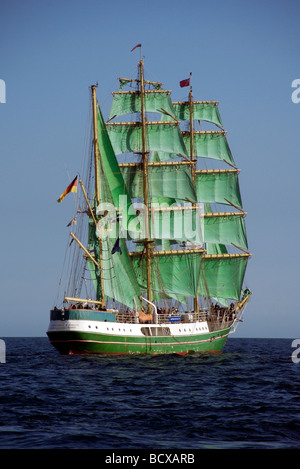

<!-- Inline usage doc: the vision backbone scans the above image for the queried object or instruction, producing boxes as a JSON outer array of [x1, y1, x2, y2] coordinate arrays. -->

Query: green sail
[[202, 204, 228, 306], [87, 220, 103, 302], [172, 101, 223, 127], [151, 209, 247, 249], [183, 131, 235, 166], [204, 214, 248, 250], [206, 243, 227, 255], [106, 122, 188, 157], [92, 77, 249, 310], [198, 255, 248, 301], [87, 234, 142, 310], [204, 201, 227, 258], [97, 104, 134, 228], [151, 207, 204, 245], [109, 90, 175, 119], [85, 104, 143, 308], [87, 210, 142, 310], [132, 251, 202, 302], [196, 170, 242, 208], [120, 164, 196, 203]]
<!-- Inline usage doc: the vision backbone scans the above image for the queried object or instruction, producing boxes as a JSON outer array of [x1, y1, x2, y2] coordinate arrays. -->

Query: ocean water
[[0, 337, 299, 450]]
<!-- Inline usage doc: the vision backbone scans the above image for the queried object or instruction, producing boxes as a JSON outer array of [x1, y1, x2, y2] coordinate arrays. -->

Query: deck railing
[[115, 311, 225, 325]]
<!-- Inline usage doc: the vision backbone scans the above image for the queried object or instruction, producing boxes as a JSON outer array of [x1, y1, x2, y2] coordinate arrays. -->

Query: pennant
[[57, 176, 78, 203], [66, 217, 77, 227], [111, 237, 122, 255], [131, 43, 141, 52], [180, 78, 190, 88]]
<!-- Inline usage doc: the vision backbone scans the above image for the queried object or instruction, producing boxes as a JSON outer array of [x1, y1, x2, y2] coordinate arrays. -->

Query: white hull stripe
[[50, 332, 229, 346]]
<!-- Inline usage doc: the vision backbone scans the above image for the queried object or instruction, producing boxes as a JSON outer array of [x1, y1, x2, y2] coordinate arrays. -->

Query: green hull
[[47, 327, 230, 355]]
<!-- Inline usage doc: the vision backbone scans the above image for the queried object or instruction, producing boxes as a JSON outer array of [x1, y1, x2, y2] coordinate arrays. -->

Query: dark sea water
[[0, 337, 299, 451]]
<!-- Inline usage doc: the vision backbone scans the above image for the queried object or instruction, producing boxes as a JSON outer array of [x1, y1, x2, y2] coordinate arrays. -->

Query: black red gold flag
[[57, 176, 78, 203]]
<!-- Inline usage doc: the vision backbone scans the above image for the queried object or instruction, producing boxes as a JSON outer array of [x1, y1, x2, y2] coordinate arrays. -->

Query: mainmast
[[139, 59, 152, 306], [188, 74, 199, 313], [91, 84, 105, 308]]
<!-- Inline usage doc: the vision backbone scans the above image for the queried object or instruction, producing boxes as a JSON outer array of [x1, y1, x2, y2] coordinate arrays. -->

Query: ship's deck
[[50, 307, 235, 332]]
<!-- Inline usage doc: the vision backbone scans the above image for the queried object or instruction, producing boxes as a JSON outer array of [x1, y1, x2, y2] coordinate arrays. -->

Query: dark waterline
[[0, 337, 299, 449]]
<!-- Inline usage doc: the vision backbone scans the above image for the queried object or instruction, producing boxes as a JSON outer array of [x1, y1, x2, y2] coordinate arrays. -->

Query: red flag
[[180, 78, 190, 88], [57, 176, 78, 203], [131, 43, 141, 52]]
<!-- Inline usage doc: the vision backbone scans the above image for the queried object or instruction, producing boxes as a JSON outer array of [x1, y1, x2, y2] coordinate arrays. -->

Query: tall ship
[[47, 51, 252, 355]]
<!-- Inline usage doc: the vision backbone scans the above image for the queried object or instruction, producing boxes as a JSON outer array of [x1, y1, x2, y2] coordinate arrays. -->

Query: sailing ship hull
[[47, 309, 231, 355]]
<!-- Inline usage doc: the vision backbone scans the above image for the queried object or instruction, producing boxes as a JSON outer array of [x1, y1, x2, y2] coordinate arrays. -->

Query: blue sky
[[1, 0, 299, 337]]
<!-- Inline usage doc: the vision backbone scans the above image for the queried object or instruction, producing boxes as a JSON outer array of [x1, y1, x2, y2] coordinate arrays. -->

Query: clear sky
[[1, 0, 299, 338]]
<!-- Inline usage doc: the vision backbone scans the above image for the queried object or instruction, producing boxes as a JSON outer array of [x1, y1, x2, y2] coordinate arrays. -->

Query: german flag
[[57, 176, 78, 203]]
